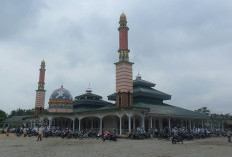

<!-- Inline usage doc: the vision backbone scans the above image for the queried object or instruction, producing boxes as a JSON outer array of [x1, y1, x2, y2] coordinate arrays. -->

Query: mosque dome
[[50, 85, 73, 100]]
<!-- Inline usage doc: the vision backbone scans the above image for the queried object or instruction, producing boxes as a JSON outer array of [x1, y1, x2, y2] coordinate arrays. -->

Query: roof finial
[[61, 81, 63, 88], [136, 72, 142, 79], [86, 82, 92, 93], [41, 59, 45, 65]]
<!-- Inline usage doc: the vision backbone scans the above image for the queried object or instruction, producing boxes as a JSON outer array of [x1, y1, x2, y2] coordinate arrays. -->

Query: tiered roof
[[73, 88, 113, 112]]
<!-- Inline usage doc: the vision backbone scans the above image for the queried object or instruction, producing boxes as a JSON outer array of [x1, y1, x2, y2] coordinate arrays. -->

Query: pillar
[[73, 119, 75, 132], [150, 117, 153, 129], [49, 119, 52, 129], [119, 116, 122, 135], [189, 120, 192, 130], [168, 117, 171, 129], [202, 120, 204, 128], [100, 117, 102, 132], [128, 116, 131, 132], [142, 117, 145, 129], [79, 118, 81, 131]]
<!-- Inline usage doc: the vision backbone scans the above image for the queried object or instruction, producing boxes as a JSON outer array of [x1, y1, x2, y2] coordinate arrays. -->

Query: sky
[[0, 0, 232, 114]]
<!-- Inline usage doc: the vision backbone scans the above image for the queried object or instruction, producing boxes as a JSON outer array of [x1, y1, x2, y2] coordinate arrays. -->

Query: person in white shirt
[[37, 126, 43, 141], [227, 129, 231, 143]]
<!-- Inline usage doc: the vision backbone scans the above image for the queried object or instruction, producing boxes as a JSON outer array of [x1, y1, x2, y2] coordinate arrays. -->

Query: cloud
[[0, 0, 232, 114]]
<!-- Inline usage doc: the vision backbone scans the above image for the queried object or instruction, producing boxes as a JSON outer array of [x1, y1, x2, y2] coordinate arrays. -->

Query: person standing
[[6, 127, 10, 137], [37, 126, 43, 141], [227, 129, 231, 143]]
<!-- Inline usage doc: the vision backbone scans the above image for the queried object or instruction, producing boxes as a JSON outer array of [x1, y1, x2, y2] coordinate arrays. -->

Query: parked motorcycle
[[103, 131, 117, 142], [171, 135, 183, 144]]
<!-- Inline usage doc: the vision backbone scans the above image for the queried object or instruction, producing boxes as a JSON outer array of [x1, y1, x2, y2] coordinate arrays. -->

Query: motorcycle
[[171, 135, 183, 144], [96, 131, 102, 140], [103, 131, 117, 142]]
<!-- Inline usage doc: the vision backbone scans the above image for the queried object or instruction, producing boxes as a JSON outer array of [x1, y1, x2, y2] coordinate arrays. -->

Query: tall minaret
[[115, 13, 133, 108], [35, 60, 46, 116]]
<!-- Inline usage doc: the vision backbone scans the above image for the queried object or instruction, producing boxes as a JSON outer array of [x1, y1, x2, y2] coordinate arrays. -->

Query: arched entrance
[[102, 115, 119, 133], [53, 117, 73, 129]]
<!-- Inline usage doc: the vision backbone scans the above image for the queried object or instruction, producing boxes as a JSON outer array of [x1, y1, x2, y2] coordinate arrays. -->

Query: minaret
[[35, 60, 46, 116], [115, 13, 133, 108]]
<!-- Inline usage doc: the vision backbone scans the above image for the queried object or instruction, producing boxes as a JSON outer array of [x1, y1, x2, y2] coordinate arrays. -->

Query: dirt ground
[[0, 134, 231, 157]]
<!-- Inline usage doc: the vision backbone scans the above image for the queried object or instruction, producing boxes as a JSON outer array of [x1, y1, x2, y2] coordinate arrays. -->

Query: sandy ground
[[0, 134, 231, 157]]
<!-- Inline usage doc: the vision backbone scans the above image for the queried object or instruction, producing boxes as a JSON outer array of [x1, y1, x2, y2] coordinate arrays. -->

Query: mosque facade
[[30, 13, 214, 134]]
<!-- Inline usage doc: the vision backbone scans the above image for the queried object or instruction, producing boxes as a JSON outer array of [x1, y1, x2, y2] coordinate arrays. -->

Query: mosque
[[14, 13, 212, 134]]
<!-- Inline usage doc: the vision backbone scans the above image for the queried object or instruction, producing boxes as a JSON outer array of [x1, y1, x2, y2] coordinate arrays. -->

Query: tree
[[0, 109, 7, 122], [195, 107, 210, 116], [8, 108, 35, 117]]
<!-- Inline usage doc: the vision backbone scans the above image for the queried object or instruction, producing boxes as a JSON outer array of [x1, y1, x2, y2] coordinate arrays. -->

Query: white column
[[150, 117, 153, 129], [48, 119, 52, 129], [79, 118, 81, 131], [218, 122, 220, 129], [73, 119, 75, 132], [202, 120, 204, 128], [189, 120, 192, 130], [142, 117, 145, 129], [100, 117, 102, 132], [168, 117, 171, 128], [133, 117, 136, 130], [128, 116, 131, 132], [119, 116, 122, 135]]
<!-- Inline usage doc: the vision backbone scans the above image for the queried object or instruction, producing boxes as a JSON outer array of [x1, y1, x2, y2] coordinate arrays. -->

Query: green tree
[[9, 108, 35, 117], [0, 109, 7, 122], [195, 107, 210, 116]]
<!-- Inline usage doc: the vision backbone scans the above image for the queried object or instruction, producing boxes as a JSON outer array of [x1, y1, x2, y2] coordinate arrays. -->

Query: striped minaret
[[115, 13, 133, 108], [35, 60, 46, 116]]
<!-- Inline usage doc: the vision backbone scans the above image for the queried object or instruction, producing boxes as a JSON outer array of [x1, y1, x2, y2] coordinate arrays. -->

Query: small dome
[[120, 13, 126, 19], [41, 60, 45, 65], [50, 85, 72, 100]]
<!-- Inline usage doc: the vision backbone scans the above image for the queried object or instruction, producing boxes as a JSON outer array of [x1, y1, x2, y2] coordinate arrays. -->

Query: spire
[[136, 72, 142, 80], [38, 60, 46, 90], [118, 13, 130, 62], [41, 59, 45, 65], [119, 12, 128, 30], [86, 83, 92, 93]]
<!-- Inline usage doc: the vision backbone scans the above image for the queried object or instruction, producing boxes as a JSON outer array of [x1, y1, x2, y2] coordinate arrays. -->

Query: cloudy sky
[[0, 0, 232, 114]]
